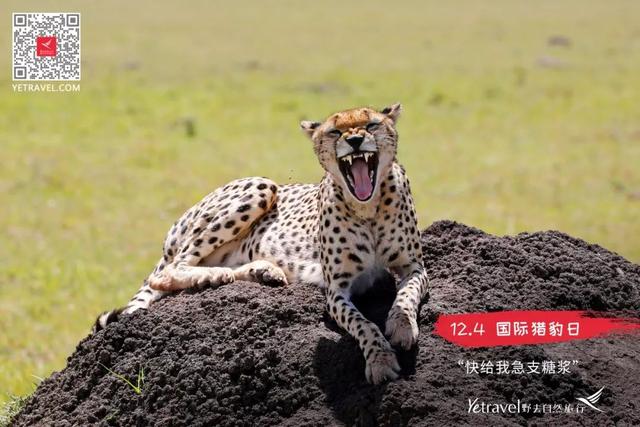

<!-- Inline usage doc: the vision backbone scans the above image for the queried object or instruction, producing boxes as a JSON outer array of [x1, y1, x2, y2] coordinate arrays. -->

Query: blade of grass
[[99, 363, 143, 394]]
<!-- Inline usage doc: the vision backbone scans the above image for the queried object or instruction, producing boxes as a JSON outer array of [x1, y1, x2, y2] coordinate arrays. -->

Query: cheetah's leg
[[327, 286, 400, 384], [325, 265, 401, 385], [156, 258, 290, 290], [385, 262, 429, 349], [149, 178, 280, 292]]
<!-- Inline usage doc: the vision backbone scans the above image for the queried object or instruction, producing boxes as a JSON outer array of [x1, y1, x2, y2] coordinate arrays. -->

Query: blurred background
[[0, 0, 638, 405]]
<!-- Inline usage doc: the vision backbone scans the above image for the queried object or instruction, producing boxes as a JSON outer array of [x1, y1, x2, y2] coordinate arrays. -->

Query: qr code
[[12, 13, 81, 81]]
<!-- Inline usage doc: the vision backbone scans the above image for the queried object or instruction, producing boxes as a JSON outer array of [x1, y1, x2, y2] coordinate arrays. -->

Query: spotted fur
[[94, 103, 429, 384]]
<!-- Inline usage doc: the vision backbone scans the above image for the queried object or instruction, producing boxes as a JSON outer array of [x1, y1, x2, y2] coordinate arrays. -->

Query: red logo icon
[[36, 36, 57, 56]]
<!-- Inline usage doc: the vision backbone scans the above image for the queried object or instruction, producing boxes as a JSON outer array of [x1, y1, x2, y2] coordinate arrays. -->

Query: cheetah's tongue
[[351, 158, 373, 201]]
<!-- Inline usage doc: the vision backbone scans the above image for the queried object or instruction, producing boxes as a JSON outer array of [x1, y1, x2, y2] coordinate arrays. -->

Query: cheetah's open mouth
[[338, 151, 378, 201]]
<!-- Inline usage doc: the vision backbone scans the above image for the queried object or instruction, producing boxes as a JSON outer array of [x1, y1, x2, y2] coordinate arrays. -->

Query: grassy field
[[1, 0, 639, 405]]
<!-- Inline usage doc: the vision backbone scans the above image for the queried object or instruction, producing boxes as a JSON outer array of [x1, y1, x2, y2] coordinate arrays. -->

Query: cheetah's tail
[[91, 275, 167, 334], [92, 306, 125, 333]]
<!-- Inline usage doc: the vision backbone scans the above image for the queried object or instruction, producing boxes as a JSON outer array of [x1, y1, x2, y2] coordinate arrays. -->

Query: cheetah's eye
[[327, 129, 342, 138], [366, 122, 380, 133]]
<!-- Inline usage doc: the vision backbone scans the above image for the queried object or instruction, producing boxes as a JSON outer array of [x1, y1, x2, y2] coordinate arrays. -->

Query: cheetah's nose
[[345, 134, 364, 150]]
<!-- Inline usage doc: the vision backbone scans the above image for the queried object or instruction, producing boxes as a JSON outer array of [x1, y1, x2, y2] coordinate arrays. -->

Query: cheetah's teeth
[[341, 152, 377, 167]]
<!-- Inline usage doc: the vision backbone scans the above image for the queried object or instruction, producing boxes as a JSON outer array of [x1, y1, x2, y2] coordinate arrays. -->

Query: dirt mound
[[12, 221, 640, 426]]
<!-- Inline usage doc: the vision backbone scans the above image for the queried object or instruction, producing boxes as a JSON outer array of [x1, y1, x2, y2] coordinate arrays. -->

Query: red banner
[[433, 310, 640, 348]]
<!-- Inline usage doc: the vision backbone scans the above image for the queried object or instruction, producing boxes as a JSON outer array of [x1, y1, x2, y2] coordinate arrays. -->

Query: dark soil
[[12, 221, 640, 426]]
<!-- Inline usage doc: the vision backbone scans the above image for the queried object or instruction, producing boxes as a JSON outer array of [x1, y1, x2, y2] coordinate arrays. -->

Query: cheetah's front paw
[[365, 347, 401, 385], [385, 309, 419, 350], [252, 265, 288, 287]]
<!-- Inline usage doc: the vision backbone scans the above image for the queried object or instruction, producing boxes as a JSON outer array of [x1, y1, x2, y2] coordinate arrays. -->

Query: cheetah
[[94, 103, 429, 384]]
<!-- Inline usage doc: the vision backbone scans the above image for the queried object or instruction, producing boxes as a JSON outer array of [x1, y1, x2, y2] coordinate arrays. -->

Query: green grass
[[100, 364, 144, 395], [0, 394, 29, 427], [0, 0, 639, 405]]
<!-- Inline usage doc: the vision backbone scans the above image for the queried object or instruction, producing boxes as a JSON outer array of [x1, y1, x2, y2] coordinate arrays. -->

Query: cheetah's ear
[[380, 103, 402, 123], [300, 120, 321, 138]]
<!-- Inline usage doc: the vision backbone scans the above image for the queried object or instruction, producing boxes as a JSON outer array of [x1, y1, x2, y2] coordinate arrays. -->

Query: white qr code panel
[[12, 13, 81, 81]]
